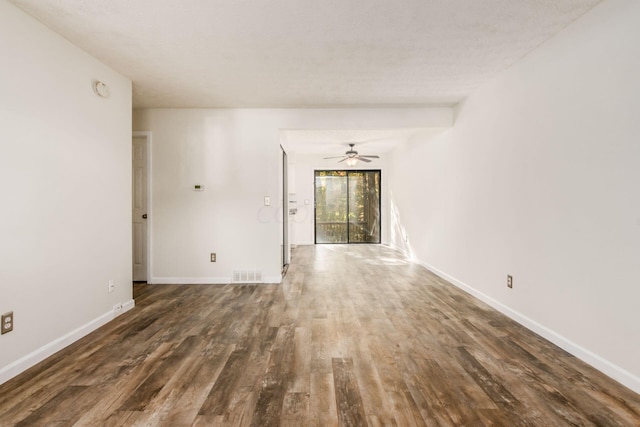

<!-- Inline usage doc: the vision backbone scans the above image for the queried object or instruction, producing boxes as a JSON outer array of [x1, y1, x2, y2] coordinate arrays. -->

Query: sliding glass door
[[314, 170, 381, 244]]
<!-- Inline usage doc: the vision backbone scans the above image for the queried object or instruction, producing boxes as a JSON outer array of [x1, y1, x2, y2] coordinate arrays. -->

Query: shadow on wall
[[390, 194, 415, 260]]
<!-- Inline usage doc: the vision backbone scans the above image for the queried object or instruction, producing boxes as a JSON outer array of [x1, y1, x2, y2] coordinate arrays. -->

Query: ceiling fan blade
[[358, 155, 380, 159], [337, 157, 347, 163], [357, 157, 372, 163], [323, 156, 346, 159]]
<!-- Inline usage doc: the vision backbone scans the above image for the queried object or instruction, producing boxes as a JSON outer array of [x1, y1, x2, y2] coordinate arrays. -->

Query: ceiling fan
[[323, 143, 380, 166]]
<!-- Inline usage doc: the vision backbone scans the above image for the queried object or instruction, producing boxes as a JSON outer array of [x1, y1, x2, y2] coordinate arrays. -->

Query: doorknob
[[142, 214, 148, 219]]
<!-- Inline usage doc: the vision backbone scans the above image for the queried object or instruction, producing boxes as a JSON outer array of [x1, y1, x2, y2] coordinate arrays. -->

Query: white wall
[[0, 2, 132, 383], [387, 0, 640, 392], [133, 108, 451, 283]]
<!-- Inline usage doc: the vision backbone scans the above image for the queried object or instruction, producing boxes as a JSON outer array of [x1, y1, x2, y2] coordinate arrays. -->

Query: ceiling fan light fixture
[[323, 142, 378, 166]]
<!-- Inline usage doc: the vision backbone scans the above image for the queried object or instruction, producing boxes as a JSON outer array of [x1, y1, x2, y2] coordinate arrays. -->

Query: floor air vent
[[232, 270, 263, 283]]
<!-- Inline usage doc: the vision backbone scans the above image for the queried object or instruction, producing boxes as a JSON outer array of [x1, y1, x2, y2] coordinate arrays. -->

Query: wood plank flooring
[[1, 245, 639, 426]]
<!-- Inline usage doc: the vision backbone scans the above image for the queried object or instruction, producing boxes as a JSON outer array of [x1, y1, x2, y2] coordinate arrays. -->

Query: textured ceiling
[[282, 128, 449, 156], [10, 0, 601, 109]]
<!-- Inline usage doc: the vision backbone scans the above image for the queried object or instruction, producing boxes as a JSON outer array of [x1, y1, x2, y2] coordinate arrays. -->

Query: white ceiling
[[10, 0, 601, 109], [282, 128, 441, 156]]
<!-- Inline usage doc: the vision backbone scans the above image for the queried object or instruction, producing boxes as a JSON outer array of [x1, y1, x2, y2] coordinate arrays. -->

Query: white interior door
[[132, 135, 148, 281]]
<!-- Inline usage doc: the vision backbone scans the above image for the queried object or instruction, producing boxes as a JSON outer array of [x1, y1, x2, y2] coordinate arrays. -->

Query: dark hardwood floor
[[1, 245, 639, 426]]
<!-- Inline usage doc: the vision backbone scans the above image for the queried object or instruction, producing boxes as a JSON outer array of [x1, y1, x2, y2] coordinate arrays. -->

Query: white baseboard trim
[[0, 299, 135, 386], [264, 275, 283, 284], [150, 276, 231, 284], [150, 276, 282, 284], [122, 299, 135, 312], [416, 260, 640, 394]]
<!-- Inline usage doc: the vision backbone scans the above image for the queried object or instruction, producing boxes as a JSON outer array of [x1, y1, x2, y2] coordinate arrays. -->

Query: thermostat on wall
[[194, 184, 204, 191]]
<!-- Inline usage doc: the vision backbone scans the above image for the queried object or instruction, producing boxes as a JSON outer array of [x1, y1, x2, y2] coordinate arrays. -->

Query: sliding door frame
[[314, 169, 381, 244]]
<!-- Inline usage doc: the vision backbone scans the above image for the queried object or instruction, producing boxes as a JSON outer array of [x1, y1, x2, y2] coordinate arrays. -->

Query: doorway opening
[[132, 132, 151, 282], [314, 170, 381, 244], [281, 146, 290, 274]]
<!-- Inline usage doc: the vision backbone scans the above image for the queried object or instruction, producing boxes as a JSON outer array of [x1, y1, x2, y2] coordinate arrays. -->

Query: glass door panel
[[315, 171, 348, 243], [348, 171, 380, 243], [315, 170, 380, 244]]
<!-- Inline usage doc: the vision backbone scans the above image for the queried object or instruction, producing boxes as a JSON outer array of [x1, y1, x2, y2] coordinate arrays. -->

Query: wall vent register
[[233, 270, 263, 283]]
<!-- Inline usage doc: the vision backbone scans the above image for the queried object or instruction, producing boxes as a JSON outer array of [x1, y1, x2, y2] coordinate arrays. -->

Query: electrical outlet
[[507, 275, 513, 289], [210, 253, 216, 262], [108, 280, 115, 293], [1, 312, 14, 334], [113, 303, 123, 316]]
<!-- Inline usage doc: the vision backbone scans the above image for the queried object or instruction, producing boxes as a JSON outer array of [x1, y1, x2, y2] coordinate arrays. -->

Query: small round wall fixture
[[93, 80, 110, 98]]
